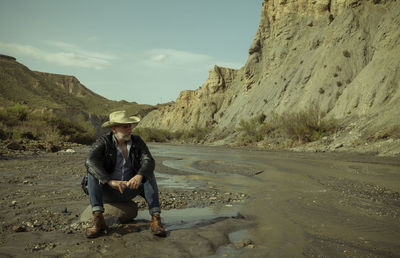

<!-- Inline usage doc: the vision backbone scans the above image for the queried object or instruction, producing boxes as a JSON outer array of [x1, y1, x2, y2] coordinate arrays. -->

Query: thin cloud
[[86, 36, 98, 41], [0, 41, 114, 70], [45, 40, 115, 61], [151, 54, 167, 62], [145, 48, 212, 68], [144, 48, 243, 70]]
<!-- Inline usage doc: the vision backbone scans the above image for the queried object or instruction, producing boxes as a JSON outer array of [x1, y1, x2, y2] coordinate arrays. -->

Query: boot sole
[[85, 228, 107, 238], [151, 229, 167, 237]]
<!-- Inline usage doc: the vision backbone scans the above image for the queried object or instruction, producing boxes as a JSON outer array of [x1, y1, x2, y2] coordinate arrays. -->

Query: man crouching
[[84, 110, 166, 238]]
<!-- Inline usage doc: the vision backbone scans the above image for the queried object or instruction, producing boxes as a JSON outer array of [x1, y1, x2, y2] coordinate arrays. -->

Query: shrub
[[343, 50, 351, 58], [237, 114, 266, 143], [0, 127, 8, 140], [12, 104, 29, 121], [236, 105, 338, 147], [363, 125, 400, 141], [69, 132, 97, 145], [0, 104, 30, 126], [133, 127, 172, 142], [180, 126, 212, 142], [0, 107, 97, 145], [41, 113, 96, 144], [133, 125, 213, 143], [280, 105, 337, 143], [40, 126, 63, 144], [11, 127, 25, 140]]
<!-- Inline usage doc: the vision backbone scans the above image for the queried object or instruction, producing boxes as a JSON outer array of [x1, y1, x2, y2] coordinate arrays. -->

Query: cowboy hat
[[101, 110, 141, 128]]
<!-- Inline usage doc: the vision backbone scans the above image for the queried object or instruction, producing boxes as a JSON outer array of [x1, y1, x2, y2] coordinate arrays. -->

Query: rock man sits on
[[83, 110, 166, 238]]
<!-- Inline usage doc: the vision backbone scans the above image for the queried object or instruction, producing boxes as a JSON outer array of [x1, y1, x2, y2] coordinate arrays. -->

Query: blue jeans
[[87, 172, 161, 215]]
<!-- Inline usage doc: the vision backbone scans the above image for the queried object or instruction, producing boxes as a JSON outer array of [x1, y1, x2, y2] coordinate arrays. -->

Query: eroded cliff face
[[141, 65, 238, 130], [34, 72, 100, 98], [139, 0, 400, 153]]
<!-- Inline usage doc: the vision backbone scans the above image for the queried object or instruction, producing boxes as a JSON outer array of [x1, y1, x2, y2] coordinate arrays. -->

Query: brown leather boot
[[86, 212, 107, 238], [150, 214, 166, 236]]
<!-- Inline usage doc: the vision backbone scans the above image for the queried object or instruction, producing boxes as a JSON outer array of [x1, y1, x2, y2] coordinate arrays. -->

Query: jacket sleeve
[[135, 136, 155, 179], [85, 137, 110, 184]]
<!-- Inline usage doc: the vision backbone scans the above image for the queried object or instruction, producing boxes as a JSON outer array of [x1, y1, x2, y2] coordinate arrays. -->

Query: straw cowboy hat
[[101, 111, 141, 128]]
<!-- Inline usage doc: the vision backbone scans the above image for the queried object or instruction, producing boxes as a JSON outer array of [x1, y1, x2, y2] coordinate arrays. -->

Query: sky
[[0, 0, 263, 105]]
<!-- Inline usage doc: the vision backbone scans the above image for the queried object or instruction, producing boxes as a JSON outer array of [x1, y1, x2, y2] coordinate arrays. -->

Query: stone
[[12, 225, 26, 232], [45, 143, 60, 153], [235, 239, 253, 248], [21, 132, 35, 140], [58, 149, 76, 154], [80, 201, 138, 224], [7, 142, 23, 150], [334, 143, 344, 149]]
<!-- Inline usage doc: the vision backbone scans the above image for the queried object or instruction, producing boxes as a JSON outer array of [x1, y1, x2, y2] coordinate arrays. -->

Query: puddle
[[158, 159, 259, 193], [136, 206, 240, 231], [155, 172, 196, 189], [162, 159, 212, 175]]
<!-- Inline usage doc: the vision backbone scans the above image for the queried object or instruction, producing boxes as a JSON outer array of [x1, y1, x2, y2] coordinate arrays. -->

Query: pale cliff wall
[[226, 0, 400, 130], [139, 0, 400, 152], [141, 65, 238, 130]]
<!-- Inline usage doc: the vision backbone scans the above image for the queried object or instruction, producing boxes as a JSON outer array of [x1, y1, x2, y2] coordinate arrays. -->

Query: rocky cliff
[[139, 0, 400, 155], [141, 65, 238, 130]]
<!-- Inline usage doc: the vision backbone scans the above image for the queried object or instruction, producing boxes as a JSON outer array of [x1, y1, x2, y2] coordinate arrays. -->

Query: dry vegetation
[[133, 125, 213, 143], [133, 105, 340, 149], [235, 105, 339, 148], [0, 104, 96, 146]]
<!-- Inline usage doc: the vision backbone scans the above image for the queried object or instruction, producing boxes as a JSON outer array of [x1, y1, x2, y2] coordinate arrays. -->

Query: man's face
[[112, 124, 132, 142]]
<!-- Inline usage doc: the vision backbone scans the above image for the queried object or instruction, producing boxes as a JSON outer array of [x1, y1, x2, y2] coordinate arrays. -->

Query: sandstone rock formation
[[139, 0, 400, 155], [141, 65, 238, 130], [35, 72, 98, 98]]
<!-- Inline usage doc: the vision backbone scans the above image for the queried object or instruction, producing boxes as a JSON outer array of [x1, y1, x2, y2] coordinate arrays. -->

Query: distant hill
[[0, 54, 156, 142], [0, 53, 154, 114]]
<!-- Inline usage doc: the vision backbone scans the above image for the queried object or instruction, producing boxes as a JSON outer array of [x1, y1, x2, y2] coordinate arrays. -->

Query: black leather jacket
[[85, 132, 155, 184]]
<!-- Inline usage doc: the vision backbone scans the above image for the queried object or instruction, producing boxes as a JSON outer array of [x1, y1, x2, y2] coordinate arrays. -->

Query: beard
[[114, 131, 131, 142]]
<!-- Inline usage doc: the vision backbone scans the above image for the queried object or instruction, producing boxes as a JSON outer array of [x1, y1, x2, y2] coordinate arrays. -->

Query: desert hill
[[139, 0, 400, 156], [0, 54, 153, 116], [0, 54, 155, 143]]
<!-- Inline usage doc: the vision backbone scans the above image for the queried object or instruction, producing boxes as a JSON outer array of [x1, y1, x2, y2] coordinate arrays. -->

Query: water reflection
[[136, 206, 240, 231], [155, 172, 196, 189]]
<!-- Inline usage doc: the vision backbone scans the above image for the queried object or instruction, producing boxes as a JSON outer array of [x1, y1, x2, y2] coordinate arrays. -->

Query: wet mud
[[0, 143, 399, 257]]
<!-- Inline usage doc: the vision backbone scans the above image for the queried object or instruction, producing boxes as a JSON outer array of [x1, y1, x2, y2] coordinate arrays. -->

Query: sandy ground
[[0, 143, 399, 257]]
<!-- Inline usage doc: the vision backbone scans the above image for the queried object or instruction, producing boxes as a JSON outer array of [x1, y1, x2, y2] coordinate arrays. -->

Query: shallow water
[[155, 172, 196, 189], [152, 144, 261, 193], [149, 143, 400, 257], [136, 206, 240, 231], [1, 143, 399, 257]]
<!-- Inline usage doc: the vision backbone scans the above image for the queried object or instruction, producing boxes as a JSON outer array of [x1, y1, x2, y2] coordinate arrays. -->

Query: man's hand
[[127, 174, 143, 190], [108, 180, 128, 194]]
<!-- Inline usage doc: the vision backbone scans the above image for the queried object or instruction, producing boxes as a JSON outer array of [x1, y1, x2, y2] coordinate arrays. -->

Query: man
[[84, 110, 166, 238]]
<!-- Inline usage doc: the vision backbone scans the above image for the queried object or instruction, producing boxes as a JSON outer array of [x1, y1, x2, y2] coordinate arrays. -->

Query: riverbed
[[0, 143, 399, 257]]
